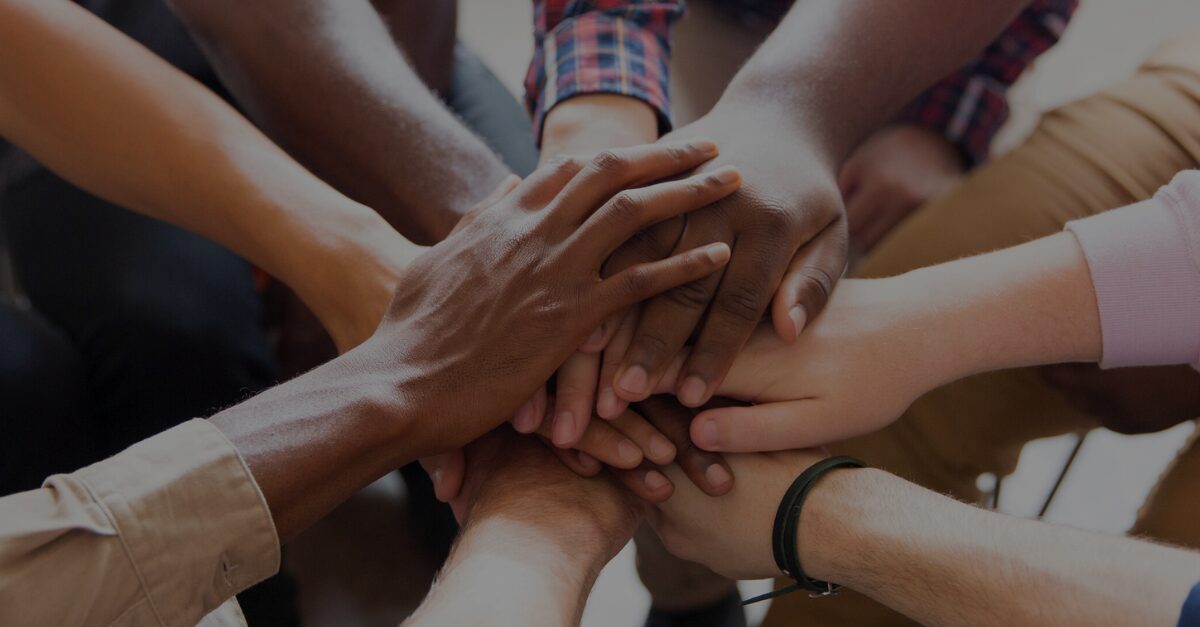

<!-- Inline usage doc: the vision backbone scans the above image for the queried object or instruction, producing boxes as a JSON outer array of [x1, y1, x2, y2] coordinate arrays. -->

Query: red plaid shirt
[[526, 0, 1078, 166]]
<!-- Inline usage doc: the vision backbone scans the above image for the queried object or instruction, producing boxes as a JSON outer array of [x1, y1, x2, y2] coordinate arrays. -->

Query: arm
[[0, 142, 735, 625], [683, 172, 1200, 452], [646, 451, 1200, 627], [649, 451, 1200, 627], [407, 430, 638, 627], [527, 0, 682, 153], [0, 0, 418, 351], [607, 0, 1034, 415], [165, 0, 510, 244]]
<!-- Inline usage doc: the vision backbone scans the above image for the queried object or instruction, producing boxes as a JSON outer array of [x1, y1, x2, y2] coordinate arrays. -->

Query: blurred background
[[275, 0, 1200, 624]]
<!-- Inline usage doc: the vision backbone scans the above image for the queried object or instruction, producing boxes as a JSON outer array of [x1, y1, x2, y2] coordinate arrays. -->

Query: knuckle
[[797, 267, 836, 305], [607, 191, 643, 222], [666, 144, 689, 161], [547, 155, 584, 178], [664, 278, 714, 311], [591, 150, 628, 176], [620, 268, 653, 297], [756, 202, 801, 232], [715, 284, 766, 324], [631, 331, 673, 361]]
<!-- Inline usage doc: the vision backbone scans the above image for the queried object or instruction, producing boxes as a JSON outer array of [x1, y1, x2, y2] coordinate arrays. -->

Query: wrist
[[795, 467, 897, 584], [541, 95, 659, 161]]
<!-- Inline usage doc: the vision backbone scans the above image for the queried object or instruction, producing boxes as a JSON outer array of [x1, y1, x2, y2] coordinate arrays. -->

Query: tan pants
[[761, 35, 1200, 627]]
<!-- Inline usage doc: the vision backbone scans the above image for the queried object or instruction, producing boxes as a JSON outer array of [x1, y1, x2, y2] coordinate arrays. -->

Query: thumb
[[689, 401, 847, 453], [420, 449, 466, 503], [771, 219, 848, 342]]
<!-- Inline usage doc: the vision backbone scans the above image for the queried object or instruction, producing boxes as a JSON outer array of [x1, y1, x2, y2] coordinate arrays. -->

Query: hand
[[654, 277, 950, 452], [839, 125, 964, 253], [645, 448, 826, 580], [448, 428, 640, 564], [354, 141, 741, 458], [606, 101, 849, 411], [1040, 364, 1200, 435]]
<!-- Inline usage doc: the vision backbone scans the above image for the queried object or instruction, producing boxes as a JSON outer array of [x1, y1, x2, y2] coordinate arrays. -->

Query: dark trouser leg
[[1, 169, 293, 626], [0, 302, 94, 495]]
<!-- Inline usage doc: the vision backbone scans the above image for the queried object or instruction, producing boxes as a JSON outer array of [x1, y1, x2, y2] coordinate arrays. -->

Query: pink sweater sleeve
[[1065, 171, 1200, 371]]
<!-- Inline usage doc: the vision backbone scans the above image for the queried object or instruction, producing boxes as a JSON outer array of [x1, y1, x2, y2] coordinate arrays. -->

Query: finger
[[600, 242, 731, 317], [598, 308, 639, 419], [453, 175, 522, 236], [549, 443, 604, 478], [541, 412, 644, 469], [855, 193, 910, 253], [574, 166, 742, 260], [611, 269, 722, 403], [637, 397, 734, 496], [512, 385, 549, 434], [552, 351, 601, 448], [690, 400, 851, 452], [674, 231, 796, 408], [844, 179, 888, 239], [550, 139, 720, 223], [420, 449, 466, 502], [611, 462, 676, 503], [609, 409, 677, 465], [513, 155, 586, 209], [770, 218, 848, 343], [579, 318, 615, 353]]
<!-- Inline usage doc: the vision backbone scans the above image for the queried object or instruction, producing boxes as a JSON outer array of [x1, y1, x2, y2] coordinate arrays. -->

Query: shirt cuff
[[1066, 197, 1200, 371], [526, 13, 673, 144], [74, 419, 280, 627], [898, 74, 1008, 168]]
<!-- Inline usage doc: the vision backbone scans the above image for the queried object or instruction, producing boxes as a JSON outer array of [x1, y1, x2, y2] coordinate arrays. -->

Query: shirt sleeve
[[898, 0, 1079, 166], [0, 419, 280, 627], [1065, 170, 1200, 372], [525, 0, 684, 143]]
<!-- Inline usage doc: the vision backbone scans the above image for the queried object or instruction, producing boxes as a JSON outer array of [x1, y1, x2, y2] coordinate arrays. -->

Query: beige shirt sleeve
[[0, 418, 280, 627]]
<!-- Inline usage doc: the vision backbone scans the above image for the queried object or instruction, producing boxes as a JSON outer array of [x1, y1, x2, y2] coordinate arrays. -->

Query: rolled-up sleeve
[[0, 418, 280, 627], [1065, 171, 1200, 371], [525, 0, 684, 143], [898, 0, 1079, 166]]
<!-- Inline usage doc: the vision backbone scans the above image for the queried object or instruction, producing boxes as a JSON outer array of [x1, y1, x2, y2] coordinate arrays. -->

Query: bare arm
[[648, 452, 1200, 627], [0, 0, 417, 351], [678, 231, 1102, 452], [164, 0, 510, 244]]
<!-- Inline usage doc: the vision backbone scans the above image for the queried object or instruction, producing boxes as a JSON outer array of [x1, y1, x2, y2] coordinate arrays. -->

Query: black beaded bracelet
[[742, 456, 868, 606]]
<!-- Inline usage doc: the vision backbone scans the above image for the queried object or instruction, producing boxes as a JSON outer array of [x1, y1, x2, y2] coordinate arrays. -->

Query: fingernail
[[552, 411, 575, 447], [585, 326, 606, 348], [648, 435, 676, 464], [678, 376, 708, 407], [597, 388, 620, 418], [691, 138, 718, 154], [696, 418, 720, 449], [616, 365, 648, 398], [705, 464, 733, 489], [711, 166, 740, 185], [513, 404, 536, 433], [789, 305, 807, 338], [702, 243, 731, 264], [429, 469, 445, 500], [644, 470, 671, 492], [617, 438, 642, 466]]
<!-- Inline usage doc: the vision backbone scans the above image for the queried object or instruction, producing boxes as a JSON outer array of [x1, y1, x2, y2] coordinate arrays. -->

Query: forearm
[[0, 0, 415, 347], [723, 0, 1029, 163], [803, 469, 1200, 627], [208, 346, 421, 544], [166, 0, 510, 243], [897, 232, 1102, 385], [405, 516, 606, 627]]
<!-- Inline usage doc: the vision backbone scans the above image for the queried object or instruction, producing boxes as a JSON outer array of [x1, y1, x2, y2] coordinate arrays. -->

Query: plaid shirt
[[526, 0, 1078, 166]]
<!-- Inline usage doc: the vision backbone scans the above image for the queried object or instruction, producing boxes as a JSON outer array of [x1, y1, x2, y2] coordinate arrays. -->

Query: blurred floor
[[289, 1, 1200, 625]]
